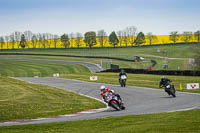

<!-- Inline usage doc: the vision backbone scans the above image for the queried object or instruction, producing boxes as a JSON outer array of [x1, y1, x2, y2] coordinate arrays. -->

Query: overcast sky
[[0, 0, 199, 36]]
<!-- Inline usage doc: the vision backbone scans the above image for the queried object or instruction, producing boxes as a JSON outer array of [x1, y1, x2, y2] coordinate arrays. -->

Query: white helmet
[[100, 85, 106, 91]]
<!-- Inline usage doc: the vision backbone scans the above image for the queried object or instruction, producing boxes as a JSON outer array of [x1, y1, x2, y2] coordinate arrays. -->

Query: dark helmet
[[161, 76, 165, 81], [121, 69, 125, 73]]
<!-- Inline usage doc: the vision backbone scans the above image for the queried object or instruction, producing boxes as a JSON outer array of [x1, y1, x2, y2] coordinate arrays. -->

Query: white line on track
[[167, 106, 199, 113]]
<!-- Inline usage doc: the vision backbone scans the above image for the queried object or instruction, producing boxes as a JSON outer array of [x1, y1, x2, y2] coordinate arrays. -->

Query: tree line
[[0, 27, 200, 49]]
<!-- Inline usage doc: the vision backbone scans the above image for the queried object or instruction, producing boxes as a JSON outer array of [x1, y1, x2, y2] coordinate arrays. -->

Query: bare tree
[[38, 34, 43, 48], [10, 34, 15, 49], [122, 30, 128, 47], [53, 35, 59, 48], [0, 36, 5, 49], [69, 33, 74, 48], [97, 29, 107, 48], [181, 31, 193, 43], [126, 26, 137, 46], [24, 31, 33, 48], [24, 31, 33, 41], [40, 34, 46, 48], [75, 32, 82, 48], [43, 34, 49, 48], [45, 33, 53, 48], [146, 32, 158, 45], [117, 30, 123, 47], [194, 30, 200, 42], [169, 31, 180, 44], [14, 31, 21, 48], [31, 34, 38, 48], [5, 36, 9, 49]]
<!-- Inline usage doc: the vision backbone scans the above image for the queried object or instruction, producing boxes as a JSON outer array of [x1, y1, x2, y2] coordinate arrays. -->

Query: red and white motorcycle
[[103, 92, 125, 111]]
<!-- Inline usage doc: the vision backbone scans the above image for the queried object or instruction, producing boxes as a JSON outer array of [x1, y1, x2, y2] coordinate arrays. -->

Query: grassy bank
[[1, 109, 199, 133], [0, 77, 105, 122], [0, 59, 90, 77], [61, 73, 200, 93], [0, 54, 191, 71]]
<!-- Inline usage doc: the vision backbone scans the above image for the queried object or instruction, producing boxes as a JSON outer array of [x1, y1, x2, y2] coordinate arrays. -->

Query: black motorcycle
[[160, 80, 176, 97], [120, 75, 127, 87]]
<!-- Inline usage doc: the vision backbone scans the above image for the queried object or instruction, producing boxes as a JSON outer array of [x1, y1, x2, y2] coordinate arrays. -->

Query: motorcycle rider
[[159, 76, 172, 94], [100, 85, 122, 102], [159, 76, 171, 88], [119, 69, 127, 82]]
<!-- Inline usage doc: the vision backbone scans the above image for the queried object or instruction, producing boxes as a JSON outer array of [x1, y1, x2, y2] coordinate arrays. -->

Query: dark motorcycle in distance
[[120, 75, 127, 87], [104, 92, 125, 111], [160, 79, 176, 97]]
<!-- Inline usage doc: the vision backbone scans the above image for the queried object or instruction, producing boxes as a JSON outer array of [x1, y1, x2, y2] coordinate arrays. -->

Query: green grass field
[[1, 43, 199, 59], [0, 59, 90, 77], [0, 109, 199, 133], [0, 77, 105, 122], [0, 54, 191, 70], [1, 43, 199, 70]]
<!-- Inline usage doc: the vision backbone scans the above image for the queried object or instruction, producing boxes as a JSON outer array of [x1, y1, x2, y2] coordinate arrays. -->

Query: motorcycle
[[120, 75, 127, 87], [103, 92, 125, 111], [160, 81, 176, 97]]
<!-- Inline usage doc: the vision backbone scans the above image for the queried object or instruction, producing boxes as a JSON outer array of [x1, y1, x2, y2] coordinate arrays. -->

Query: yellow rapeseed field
[[1, 35, 197, 49]]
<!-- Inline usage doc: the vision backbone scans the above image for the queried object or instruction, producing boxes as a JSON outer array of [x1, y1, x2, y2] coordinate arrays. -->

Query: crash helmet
[[100, 85, 106, 92]]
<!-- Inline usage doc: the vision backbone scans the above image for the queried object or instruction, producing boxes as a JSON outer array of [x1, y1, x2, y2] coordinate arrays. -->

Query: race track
[[1, 77, 200, 126]]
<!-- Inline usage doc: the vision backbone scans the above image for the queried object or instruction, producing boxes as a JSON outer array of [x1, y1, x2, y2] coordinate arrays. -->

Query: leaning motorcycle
[[103, 92, 125, 111], [120, 75, 127, 87], [165, 83, 176, 97], [160, 82, 176, 97]]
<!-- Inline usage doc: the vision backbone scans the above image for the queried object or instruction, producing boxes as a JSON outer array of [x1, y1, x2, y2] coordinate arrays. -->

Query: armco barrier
[[101, 68, 200, 76]]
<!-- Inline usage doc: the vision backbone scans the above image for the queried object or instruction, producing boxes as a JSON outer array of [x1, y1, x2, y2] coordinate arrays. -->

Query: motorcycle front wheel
[[170, 88, 176, 97], [110, 102, 120, 111]]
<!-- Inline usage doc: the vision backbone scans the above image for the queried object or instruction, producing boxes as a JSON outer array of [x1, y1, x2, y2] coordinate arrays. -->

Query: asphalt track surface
[[1, 77, 200, 127]]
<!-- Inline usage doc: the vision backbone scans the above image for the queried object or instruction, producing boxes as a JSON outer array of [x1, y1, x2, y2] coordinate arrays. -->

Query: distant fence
[[101, 68, 200, 76]]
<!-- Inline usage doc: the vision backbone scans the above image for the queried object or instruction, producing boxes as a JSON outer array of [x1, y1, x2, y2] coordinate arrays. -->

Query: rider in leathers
[[159, 76, 172, 94], [100, 85, 122, 102], [119, 69, 127, 82]]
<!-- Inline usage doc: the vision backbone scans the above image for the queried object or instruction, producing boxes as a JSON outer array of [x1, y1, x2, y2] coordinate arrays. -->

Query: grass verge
[[0, 59, 90, 77], [0, 77, 105, 122], [0, 109, 199, 133], [61, 73, 200, 93]]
